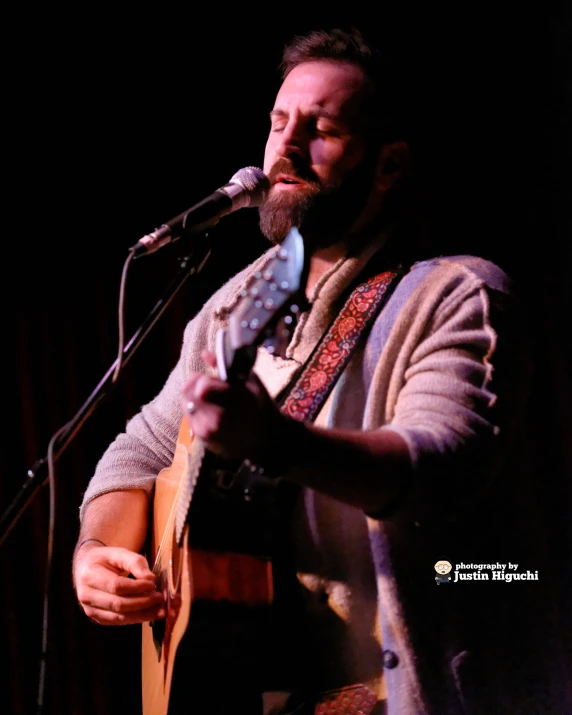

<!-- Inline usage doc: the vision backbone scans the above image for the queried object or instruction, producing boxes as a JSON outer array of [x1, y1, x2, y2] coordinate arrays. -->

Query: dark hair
[[279, 27, 407, 144]]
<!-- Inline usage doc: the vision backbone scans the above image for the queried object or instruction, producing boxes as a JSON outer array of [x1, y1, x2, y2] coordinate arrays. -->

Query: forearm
[[73, 490, 164, 625], [76, 489, 150, 554], [268, 419, 414, 516], [184, 361, 415, 516]]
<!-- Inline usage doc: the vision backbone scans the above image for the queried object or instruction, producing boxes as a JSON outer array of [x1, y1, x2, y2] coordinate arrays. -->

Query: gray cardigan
[[81, 234, 572, 714]]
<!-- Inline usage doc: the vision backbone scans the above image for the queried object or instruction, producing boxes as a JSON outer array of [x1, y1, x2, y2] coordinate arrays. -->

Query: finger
[[76, 569, 159, 607], [181, 371, 202, 395], [183, 376, 230, 415], [91, 548, 156, 582], [104, 572, 159, 597], [76, 550, 157, 599], [84, 601, 166, 626], [181, 373, 203, 414], [201, 349, 217, 369], [80, 583, 165, 614], [181, 373, 223, 404]]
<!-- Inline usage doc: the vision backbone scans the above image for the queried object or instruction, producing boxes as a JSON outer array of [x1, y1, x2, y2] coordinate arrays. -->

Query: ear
[[376, 140, 411, 191]]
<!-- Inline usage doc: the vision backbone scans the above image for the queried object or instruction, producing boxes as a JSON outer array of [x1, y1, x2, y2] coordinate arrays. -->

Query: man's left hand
[[181, 349, 287, 465]]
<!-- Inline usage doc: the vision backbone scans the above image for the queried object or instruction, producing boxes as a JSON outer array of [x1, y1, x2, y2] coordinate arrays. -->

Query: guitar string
[[151, 450, 189, 580], [151, 468, 188, 579], [151, 436, 200, 581]]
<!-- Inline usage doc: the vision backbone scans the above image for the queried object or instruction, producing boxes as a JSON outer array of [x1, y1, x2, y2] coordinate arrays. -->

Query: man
[[72, 28, 571, 715]]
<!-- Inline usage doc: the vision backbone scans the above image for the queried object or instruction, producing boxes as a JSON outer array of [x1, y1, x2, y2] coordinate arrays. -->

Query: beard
[[258, 154, 379, 249]]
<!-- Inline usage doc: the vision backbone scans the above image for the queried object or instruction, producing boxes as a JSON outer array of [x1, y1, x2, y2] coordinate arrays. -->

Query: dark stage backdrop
[[2, 8, 570, 715]]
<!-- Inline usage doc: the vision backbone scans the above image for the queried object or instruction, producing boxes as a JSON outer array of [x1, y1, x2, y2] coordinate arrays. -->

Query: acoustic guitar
[[141, 227, 305, 715]]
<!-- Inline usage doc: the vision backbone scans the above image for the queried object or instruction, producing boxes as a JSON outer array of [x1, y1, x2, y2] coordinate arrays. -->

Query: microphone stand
[[0, 240, 212, 548]]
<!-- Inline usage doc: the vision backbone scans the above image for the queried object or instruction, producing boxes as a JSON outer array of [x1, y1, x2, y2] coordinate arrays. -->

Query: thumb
[[103, 547, 155, 581], [201, 349, 218, 370]]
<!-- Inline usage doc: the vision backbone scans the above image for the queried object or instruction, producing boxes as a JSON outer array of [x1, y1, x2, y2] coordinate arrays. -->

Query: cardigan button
[[382, 649, 399, 669]]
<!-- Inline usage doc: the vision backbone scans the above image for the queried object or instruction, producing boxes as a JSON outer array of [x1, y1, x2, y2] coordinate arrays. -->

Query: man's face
[[259, 60, 379, 246]]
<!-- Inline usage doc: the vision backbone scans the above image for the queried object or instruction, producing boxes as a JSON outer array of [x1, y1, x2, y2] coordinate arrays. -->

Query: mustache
[[267, 157, 319, 185]]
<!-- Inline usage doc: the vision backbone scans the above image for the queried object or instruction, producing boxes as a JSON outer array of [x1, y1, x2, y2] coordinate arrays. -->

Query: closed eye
[[315, 123, 341, 137]]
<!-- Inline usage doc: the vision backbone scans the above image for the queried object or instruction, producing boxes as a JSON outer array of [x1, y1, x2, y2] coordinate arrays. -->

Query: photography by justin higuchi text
[[434, 560, 539, 584]]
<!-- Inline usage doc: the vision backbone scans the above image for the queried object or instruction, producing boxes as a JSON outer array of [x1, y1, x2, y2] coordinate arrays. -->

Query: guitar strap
[[276, 266, 404, 423]]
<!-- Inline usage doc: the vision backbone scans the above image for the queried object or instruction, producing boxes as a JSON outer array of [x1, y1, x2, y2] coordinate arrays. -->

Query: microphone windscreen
[[230, 166, 270, 205]]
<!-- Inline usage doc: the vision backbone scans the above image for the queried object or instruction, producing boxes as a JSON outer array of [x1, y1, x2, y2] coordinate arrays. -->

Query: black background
[[1, 6, 571, 714]]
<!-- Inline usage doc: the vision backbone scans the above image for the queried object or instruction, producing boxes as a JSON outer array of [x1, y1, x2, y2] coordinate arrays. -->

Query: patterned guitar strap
[[277, 266, 403, 425]]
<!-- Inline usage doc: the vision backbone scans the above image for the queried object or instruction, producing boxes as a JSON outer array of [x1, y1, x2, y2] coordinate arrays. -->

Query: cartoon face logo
[[435, 560, 452, 574]]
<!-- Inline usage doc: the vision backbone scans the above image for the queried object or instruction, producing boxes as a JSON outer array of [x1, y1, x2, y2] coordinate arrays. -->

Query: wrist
[[74, 537, 107, 556]]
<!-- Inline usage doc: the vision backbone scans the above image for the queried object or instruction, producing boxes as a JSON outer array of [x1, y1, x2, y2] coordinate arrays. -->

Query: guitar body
[[142, 419, 276, 715], [141, 228, 306, 714], [141, 420, 193, 715]]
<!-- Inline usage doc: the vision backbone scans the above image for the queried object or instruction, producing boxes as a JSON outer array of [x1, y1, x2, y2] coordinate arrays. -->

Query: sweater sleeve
[[78, 255, 270, 521], [381, 259, 527, 518], [78, 312, 210, 520]]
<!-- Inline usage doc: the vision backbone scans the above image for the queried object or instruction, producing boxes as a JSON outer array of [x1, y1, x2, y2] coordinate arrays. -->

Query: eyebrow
[[269, 107, 342, 122]]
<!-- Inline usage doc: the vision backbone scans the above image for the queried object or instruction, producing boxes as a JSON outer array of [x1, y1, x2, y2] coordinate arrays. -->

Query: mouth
[[273, 173, 307, 188]]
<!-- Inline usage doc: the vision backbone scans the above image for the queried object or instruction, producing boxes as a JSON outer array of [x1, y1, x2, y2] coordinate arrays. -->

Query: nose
[[274, 119, 308, 161]]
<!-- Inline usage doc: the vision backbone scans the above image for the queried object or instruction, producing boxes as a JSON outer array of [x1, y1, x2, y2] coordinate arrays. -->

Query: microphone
[[130, 166, 269, 256]]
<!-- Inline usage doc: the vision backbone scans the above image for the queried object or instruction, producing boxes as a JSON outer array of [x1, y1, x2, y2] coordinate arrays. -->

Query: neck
[[303, 217, 386, 298], [305, 239, 349, 298]]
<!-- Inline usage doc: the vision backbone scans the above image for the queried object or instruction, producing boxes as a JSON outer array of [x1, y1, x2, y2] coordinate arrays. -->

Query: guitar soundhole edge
[[168, 527, 182, 594]]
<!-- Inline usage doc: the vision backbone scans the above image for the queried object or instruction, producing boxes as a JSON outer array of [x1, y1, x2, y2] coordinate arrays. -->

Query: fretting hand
[[181, 350, 289, 468]]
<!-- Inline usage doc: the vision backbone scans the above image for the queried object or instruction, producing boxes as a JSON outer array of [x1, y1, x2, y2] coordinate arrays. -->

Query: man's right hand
[[73, 541, 165, 625]]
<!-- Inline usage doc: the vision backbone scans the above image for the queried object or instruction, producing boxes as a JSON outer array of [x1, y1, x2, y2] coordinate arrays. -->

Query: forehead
[[273, 60, 369, 120]]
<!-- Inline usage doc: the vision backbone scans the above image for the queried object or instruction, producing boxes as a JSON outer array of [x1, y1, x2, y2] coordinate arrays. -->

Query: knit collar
[[214, 222, 397, 365]]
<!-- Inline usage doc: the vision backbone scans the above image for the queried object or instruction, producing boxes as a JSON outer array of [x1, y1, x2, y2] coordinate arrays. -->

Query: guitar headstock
[[216, 226, 306, 383]]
